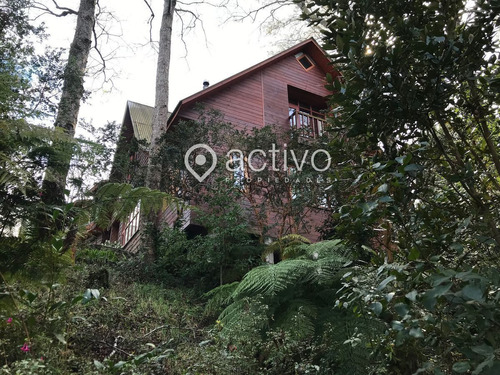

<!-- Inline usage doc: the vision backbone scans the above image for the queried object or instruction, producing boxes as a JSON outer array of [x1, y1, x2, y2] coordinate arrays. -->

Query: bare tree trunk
[[140, 0, 175, 259], [41, 0, 96, 206], [146, 0, 176, 191]]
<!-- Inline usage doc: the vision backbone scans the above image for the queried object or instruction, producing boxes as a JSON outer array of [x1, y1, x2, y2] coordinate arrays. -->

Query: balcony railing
[[288, 108, 326, 138]]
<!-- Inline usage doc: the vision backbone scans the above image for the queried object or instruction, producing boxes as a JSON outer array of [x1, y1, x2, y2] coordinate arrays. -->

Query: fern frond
[[219, 296, 269, 336], [217, 239, 364, 352], [0, 153, 29, 194], [305, 256, 351, 286], [262, 234, 311, 260], [204, 281, 239, 316], [2, 119, 75, 145], [233, 260, 314, 298], [281, 243, 308, 260], [275, 298, 318, 339], [304, 239, 349, 260]]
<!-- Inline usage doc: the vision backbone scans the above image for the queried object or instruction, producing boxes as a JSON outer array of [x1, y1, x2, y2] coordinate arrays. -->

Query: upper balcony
[[288, 106, 326, 139]]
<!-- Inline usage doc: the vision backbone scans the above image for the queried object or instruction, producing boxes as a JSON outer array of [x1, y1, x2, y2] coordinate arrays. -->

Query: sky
[[35, 0, 304, 131]]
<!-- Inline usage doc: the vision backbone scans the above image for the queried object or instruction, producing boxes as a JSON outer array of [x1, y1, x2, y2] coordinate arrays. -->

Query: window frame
[[121, 201, 141, 246], [295, 52, 315, 71]]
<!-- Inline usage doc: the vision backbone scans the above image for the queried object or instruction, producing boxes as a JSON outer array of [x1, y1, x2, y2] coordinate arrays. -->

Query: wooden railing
[[288, 109, 326, 138]]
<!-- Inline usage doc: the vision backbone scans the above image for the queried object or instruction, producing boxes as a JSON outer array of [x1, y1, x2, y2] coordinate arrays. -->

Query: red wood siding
[[175, 53, 333, 242], [180, 71, 264, 131], [239, 191, 329, 243], [262, 55, 331, 129], [178, 54, 331, 132]]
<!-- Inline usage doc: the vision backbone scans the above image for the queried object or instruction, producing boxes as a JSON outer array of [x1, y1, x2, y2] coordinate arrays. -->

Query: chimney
[[203, 80, 210, 90]]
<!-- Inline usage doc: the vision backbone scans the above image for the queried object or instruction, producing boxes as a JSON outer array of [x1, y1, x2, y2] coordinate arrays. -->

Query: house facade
[[109, 38, 340, 252]]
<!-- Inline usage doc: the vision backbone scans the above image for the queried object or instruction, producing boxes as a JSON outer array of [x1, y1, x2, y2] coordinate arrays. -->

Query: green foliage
[[336, 258, 500, 374], [21, 235, 73, 280], [0, 237, 33, 273], [305, 0, 500, 249], [0, 213, 74, 277], [203, 281, 239, 317], [69, 120, 121, 200], [76, 248, 119, 263], [262, 233, 312, 260], [0, 271, 102, 370], [0, 248, 213, 374], [0, 358, 52, 375], [0, 120, 121, 242], [232, 260, 315, 298], [156, 208, 261, 290], [3, 0, 500, 372], [0, 0, 63, 120], [92, 347, 174, 375], [156, 175, 262, 289], [218, 239, 351, 334], [0, 120, 73, 234], [0, 1, 118, 235], [192, 177, 263, 285], [204, 238, 382, 373], [294, 0, 500, 371]]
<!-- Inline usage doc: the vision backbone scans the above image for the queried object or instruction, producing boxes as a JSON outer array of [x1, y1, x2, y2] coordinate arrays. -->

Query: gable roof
[[167, 38, 336, 128], [123, 38, 336, 141], [125, 100, 154, 143]]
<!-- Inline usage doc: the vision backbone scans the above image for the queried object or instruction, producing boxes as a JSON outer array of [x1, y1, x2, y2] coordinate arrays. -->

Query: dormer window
[[295, 52, 315, 71]]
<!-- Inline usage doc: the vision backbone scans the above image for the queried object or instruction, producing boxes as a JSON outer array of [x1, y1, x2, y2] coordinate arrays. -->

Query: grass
[[0, 250, 215, 374]]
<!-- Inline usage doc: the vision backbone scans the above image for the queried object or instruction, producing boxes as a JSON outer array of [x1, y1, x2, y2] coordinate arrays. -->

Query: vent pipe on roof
[[203, 80, 210, 89]]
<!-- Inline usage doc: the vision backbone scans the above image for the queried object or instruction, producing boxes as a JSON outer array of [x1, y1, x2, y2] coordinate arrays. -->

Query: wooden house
[[109, 38, 340, 252]]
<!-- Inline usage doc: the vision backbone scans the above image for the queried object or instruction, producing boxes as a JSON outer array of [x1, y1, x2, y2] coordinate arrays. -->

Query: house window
[[295, 52, 315, 71], [121, 201, 140, 246]]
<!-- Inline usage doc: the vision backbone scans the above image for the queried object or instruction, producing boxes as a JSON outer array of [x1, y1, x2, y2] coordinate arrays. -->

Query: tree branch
[[223, 0, 295, 25], [92, 0, 107, 81], [141, 0, 155, 42], [31, 1, 77, 18], [175, 7, 208, 58]]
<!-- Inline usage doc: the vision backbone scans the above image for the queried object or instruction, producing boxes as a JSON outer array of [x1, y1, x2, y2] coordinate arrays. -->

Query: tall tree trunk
[[146, 0, 175, 190], [41, 0, 96, 206], [141, 0, 175, 259]]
